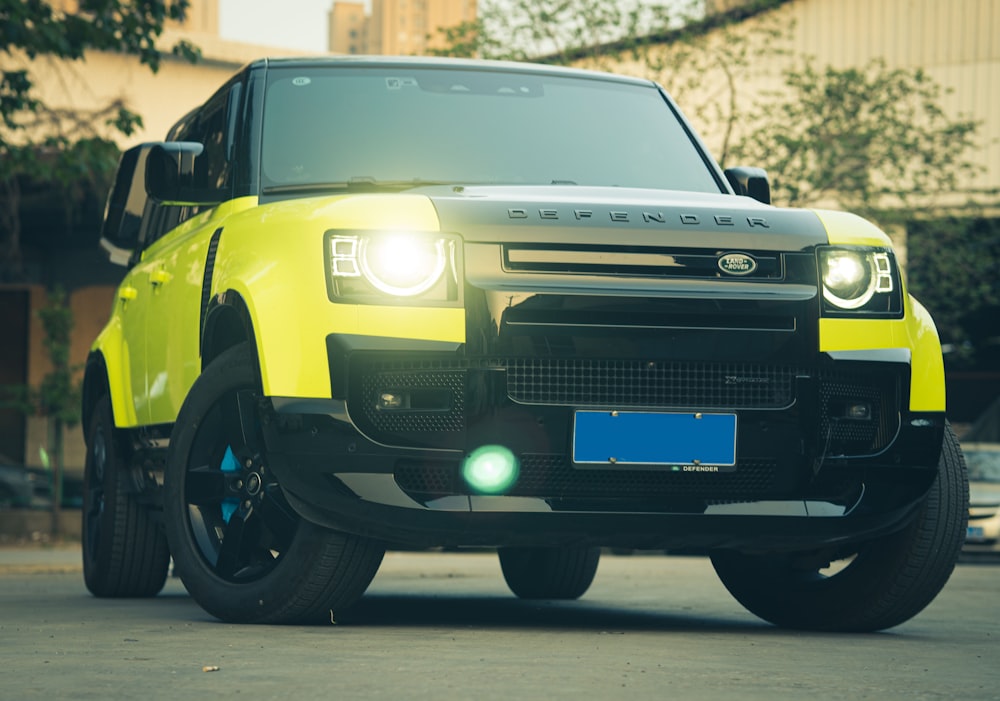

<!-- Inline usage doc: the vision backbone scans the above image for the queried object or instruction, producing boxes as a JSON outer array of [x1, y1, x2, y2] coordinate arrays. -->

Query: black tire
[[82, 394, 170, 597], [711, 423, 969, 632], [163, 343, 384, 624], [499, 545, 601, 599]]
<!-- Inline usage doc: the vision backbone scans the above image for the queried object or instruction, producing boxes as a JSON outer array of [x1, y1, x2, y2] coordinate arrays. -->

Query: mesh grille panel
[[507, 359, 797, 408], [354, 357, 799, 410]]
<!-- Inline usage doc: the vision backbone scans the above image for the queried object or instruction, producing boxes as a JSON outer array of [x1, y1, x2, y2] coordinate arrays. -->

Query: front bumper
[[262, 339, 944, 551]]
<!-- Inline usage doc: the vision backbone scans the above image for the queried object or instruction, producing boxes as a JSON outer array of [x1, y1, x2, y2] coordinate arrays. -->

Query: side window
[[144, 204, 182, 247], [146, 83, 240, 244], [196, 99, 230, 191]]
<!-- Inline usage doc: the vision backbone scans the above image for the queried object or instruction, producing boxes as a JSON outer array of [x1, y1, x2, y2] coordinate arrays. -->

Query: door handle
[[150, 270, 172, 286], [119, 286, 138, 301]]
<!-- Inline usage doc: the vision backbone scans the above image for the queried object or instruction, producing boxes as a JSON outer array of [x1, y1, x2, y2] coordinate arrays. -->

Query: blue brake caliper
[[219, 445, 240, 523]]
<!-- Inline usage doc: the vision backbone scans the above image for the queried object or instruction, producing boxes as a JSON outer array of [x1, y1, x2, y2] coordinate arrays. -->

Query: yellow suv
[[81, 57, 967, 630]]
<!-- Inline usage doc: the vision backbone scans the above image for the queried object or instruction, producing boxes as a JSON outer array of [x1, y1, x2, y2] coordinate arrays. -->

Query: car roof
[[248, 55, 657, 89]]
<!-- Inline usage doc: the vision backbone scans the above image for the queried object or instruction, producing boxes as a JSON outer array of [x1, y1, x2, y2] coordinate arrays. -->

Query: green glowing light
[[462, 445, 519, 495]]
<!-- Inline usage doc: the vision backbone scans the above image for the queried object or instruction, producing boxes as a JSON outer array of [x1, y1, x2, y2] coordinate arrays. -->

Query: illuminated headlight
[[818, 247, 901, 316], [327, 231, 460, 303]]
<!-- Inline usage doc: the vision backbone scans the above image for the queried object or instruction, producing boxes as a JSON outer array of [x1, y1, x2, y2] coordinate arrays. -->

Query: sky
[[218, 0, 344, 53]]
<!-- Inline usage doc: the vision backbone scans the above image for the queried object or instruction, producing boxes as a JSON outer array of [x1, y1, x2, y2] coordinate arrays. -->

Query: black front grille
[[507, 359, 798, 409], [394, 454, 778, 501], [350, 356, 901, 459], [354, 357, 799, 411]]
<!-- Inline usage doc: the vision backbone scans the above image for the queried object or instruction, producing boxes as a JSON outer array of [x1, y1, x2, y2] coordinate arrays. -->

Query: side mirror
[[145, 142, 223, 205], [724, 166, 771, 205], [99, 143, 157, 266]]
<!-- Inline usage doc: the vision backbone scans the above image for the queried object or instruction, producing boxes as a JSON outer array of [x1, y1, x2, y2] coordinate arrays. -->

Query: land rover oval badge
[[718, 252, 757, 276]]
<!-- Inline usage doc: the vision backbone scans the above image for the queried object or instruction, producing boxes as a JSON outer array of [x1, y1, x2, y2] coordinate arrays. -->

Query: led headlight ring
[[357, 234, 447, 297]]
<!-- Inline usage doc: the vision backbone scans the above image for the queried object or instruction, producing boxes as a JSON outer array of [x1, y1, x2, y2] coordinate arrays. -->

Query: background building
[[329, 0, 477, 55]]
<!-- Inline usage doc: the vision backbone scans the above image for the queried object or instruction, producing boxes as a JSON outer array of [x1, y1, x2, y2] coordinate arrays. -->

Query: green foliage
[[731, 59, 981, 224], [644, 8, 792, 166], [0, 287, 83, 534], [427, 0, 689, 67], [429, 0, 791, 166], [0, 0, 199, 280], [0, 287, 81, 425], [34, 287, 82, 427], [906, 218, 1000, 367]]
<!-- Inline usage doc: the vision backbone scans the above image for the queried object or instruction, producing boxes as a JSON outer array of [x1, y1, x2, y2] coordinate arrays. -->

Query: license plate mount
[[572, 410, 737, 468]]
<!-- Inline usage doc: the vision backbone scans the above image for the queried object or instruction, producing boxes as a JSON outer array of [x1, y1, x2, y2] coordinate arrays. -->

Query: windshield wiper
[[262, 177, 459, 195]]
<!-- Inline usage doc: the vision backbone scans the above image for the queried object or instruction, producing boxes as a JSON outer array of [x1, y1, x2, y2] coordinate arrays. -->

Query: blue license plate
[[967, 525, 985, 540], [573, 411, 737, 467]]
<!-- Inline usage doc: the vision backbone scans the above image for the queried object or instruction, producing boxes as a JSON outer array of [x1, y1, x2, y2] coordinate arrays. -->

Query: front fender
[[87, 313, 139, 428], [210, 193, 466, 398], [814, 209, 945, 412]]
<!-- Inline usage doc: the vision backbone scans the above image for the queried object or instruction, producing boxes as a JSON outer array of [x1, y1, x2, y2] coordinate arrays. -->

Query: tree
[[906, 217, 1000, 369], [1, 288, 81, 535], [730, 59, 981, 225], [429, 0, 792, 167], [427, 0, 689, 67], [34, 287, 80, 536], [0, 0, 199, 280]]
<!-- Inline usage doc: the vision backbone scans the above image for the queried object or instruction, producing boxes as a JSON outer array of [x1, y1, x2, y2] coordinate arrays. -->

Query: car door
[[141, 87, 238, 425]]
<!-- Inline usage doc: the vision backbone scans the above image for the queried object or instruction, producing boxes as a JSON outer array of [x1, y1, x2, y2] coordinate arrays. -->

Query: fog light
[[462, 445, 519, 495], [376, 392, 405, 411], [846, 403, 872, 420]]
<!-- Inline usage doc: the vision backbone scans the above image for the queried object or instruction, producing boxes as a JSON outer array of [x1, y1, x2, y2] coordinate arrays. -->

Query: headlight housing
[[326, 231, 461, 304], [818, 246, 903, 317]]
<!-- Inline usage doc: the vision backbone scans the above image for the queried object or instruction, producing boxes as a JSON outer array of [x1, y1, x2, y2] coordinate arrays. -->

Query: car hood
[[425, 185, 830, 252]]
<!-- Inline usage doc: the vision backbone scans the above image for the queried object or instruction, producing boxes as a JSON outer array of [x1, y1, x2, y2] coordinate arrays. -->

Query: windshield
[[260, 65, 721, 194]]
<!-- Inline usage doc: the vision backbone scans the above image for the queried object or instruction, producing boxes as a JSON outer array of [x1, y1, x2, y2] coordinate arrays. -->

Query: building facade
[[329, 0, 477, 55]]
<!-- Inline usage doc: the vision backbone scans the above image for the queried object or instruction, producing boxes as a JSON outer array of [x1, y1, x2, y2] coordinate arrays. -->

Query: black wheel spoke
[[85, 486, 102, 551], [257, 484, 298, 546], [222, 389, 264, 457], [215, 503, 252, 578], [185, 466, 230, 505]]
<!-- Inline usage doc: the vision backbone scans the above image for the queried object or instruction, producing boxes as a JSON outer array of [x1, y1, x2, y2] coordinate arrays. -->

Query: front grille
[[354, 357, 799, 412], [507, 359, 797, 409], [350, 357, 900, 459], [394, 454, 778, 501]]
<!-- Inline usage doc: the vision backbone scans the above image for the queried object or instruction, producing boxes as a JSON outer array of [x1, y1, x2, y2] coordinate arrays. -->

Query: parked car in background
[[0, 464, 83, 510], [964, 443, 1000, 554], [0, 464, 44, 508]]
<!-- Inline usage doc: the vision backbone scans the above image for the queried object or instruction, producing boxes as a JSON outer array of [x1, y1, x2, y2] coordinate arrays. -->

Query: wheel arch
[[201, 290, 258, 370], [81, 352, 111, 440]]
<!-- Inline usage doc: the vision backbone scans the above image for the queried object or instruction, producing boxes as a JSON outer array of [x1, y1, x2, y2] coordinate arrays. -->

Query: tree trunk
[[48, 417, 63, 538]]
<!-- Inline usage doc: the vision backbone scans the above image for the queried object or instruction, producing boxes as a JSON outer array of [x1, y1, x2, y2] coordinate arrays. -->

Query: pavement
[[0, 542, 83, 575]]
